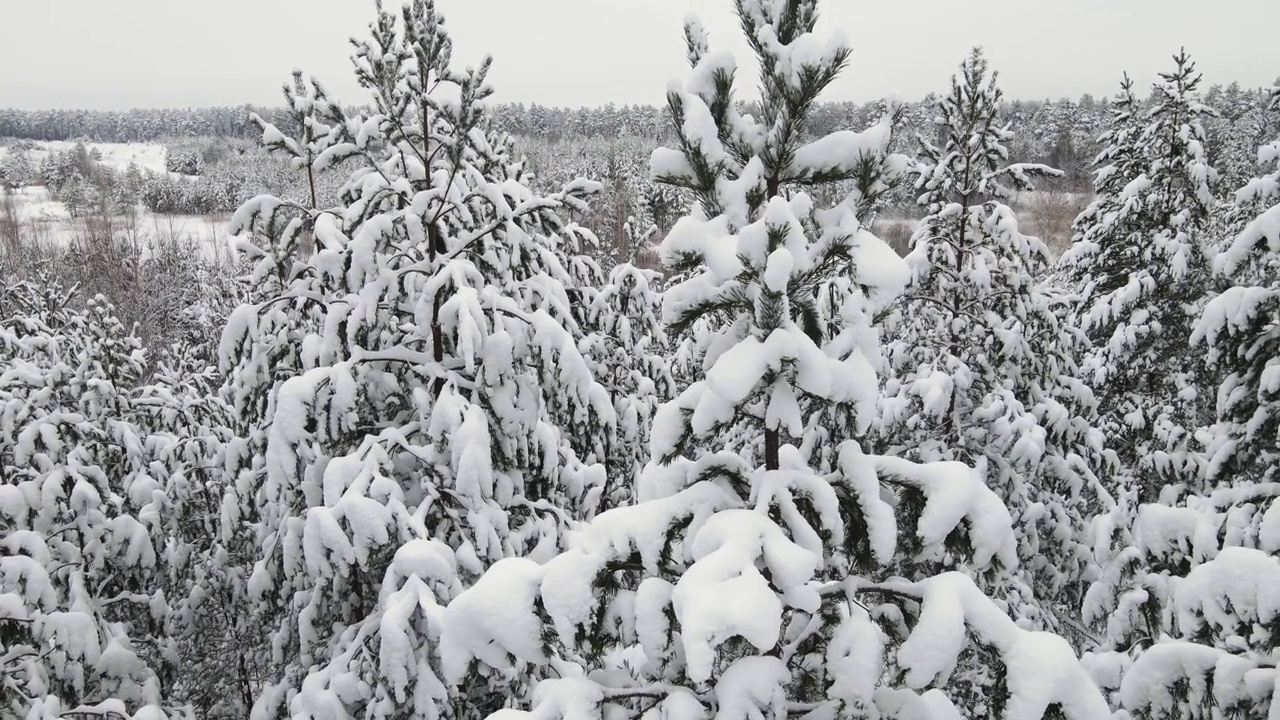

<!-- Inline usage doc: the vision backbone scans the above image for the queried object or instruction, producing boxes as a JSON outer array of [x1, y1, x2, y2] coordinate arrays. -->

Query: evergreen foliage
[[7, 3, 1280, 719], [1071, 76, 1280, 720]]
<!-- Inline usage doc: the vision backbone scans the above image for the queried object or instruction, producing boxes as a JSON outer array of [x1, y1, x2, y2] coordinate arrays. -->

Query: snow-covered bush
[[443, 4, 1111, 720], [165, 148, 204, 176], [0, 147, 36, 190], [578, 263, 674, 507], [1075, 83, 1280, 720], [0, 280, 186, 719]]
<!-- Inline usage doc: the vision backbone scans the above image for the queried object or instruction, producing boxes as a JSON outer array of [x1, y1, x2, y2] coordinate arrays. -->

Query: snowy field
[[1, 140, 235, 263], [3, 185, 235, 262], [0, 139, 170, 175]]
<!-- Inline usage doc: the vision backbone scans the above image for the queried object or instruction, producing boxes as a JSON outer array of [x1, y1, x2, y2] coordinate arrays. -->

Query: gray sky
[[1, 0, 1276, 110]]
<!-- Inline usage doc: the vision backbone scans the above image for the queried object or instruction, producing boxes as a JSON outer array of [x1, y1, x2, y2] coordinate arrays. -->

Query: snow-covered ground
[[0, 139, 170, 175], [4, 185, 234, 263], [1, 140, 235, 262]]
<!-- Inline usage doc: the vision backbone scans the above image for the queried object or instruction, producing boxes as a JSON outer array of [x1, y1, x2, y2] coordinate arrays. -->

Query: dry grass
[[633, 244, 662, 272], [866, 192, 1090, 262], [0, 189, 21, 261]]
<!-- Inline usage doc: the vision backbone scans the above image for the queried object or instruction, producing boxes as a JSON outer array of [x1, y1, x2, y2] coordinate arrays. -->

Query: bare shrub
[[0, 187, 22, 266], [634, 244, 662, 272], [1015, 191, 1090, 258], [3, 204, 241, 372], [872, 217, 917, 257]]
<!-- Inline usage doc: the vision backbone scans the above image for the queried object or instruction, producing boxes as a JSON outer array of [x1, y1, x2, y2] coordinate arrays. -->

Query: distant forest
[[1, 83, 1275, 192]]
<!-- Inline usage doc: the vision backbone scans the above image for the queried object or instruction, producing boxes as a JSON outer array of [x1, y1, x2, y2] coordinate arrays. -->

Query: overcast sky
[[1, 0, 1276, 110]]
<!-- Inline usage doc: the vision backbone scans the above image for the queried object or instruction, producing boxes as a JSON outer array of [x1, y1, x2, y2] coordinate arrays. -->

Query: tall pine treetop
[[219, 2, 617, 716], [652, 0, 910, 472], [1055, 49, 1220, 494], [653, 0, 904, 230], [913, 47, 1059, 213], [437, 5, 1112, 720], [879, 49, 1102, 655], [1087, 74, 1144, 200]]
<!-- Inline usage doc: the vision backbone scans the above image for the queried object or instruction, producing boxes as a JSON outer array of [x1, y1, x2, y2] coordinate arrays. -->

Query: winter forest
[[2, 0, 1280, 718]]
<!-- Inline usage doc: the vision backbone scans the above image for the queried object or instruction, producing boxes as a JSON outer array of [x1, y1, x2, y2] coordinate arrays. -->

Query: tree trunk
[[764, 429, 780, 472], [765, 172, 781, 471], [429, 222, 446, 398]]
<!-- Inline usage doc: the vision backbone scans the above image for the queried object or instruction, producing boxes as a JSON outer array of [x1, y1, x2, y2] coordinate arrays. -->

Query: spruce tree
[[218, 1, 613, 716], [879, 48, 1107, 639], [437, 4, 1111, 719], [1198, 83, 1280, 487], [1065, 75, 1145, 262]]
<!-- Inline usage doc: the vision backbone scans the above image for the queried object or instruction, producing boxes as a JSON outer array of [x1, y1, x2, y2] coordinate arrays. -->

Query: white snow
[[440, 557, 549, 682], [0, 140, 169, 175], [790, 114, 893, 180], [762, 246, 794, 292], [873, 454, 1018, 570], [0, 185, 234, 262]]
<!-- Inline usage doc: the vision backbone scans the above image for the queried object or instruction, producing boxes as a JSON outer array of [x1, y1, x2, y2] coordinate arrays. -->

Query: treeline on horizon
[[1, 81, 1275, 142], [1, 81, 1275, 189]]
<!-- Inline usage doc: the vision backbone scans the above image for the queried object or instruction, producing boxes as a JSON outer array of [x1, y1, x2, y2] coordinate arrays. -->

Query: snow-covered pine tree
[[0, 147, 35, 190], [436, 4, 1111, 719], [654, 7, 905, 438], [1069, 83, 1280, 720], [1058, 50, 1219, 499], [877, 48, 1106, 637], [0, 280, 184, 719], [1205, 82, 1278, 196], [208, 69, 353, 718], [251, 70, 340, 211], [1199, 83, 1280, 487], [578, 263, 674, 509], [1062, 75, 1145, 269], [218, 1, 614, 717], [638, 177, 685, 241], [595, 145, 644, 267], [1073, 81, 1280, 719], [241, 68, 346, 286]]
